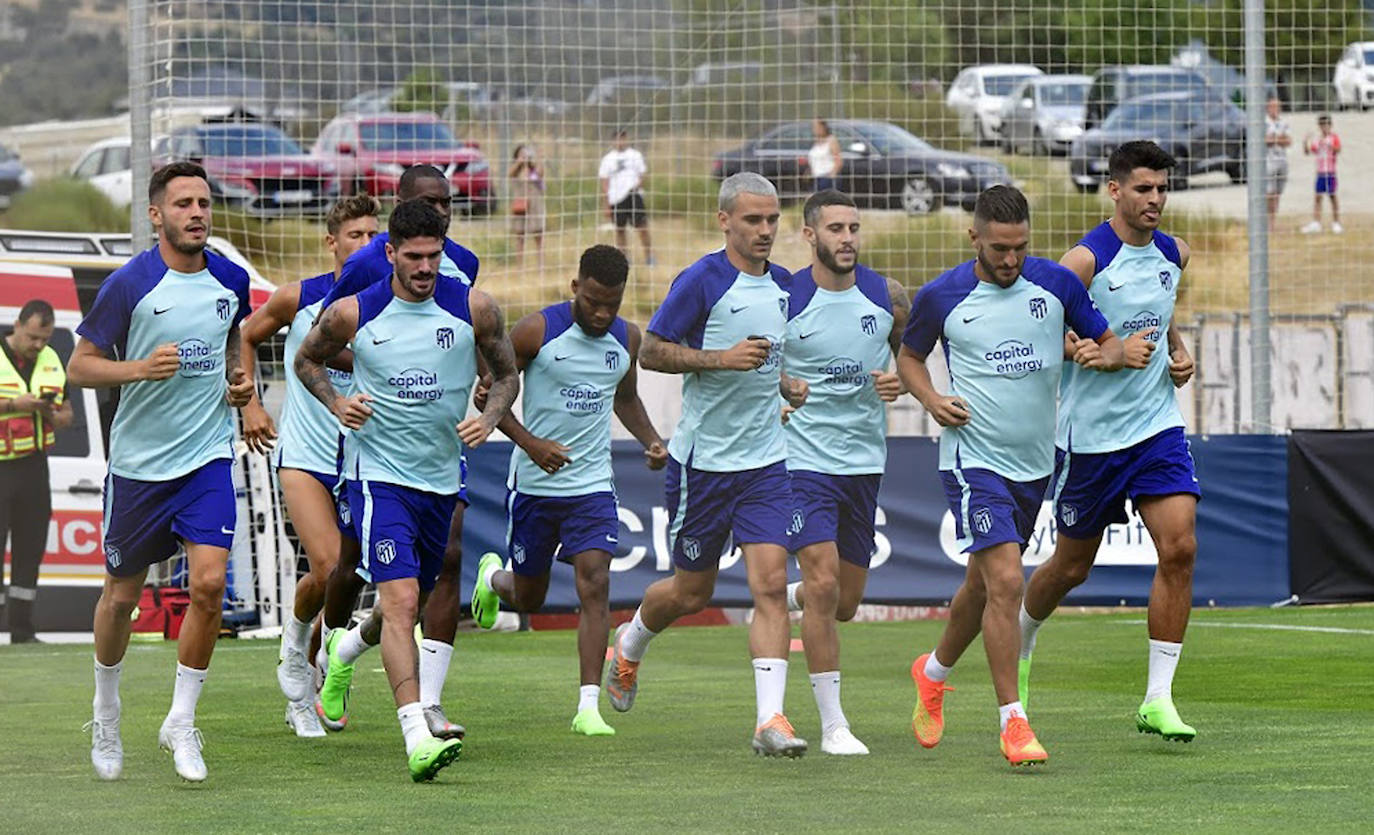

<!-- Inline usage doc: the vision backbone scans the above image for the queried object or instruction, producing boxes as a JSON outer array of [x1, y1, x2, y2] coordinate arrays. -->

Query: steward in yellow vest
[[0, 299, 72, 643]]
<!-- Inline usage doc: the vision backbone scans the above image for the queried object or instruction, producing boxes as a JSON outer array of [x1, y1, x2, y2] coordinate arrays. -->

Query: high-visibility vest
[[0, 343, 65, 459]]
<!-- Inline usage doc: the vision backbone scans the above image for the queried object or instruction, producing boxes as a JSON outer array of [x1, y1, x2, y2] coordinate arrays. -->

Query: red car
[[157, 123, 340, 217], [312, 112, 493, 214]]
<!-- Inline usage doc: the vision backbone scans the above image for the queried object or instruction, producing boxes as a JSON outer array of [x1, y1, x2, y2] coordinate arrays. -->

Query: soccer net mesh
[[120, 0, 1373, 621]]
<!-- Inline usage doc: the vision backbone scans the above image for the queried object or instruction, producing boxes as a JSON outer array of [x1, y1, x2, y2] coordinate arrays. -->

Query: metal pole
[[1243, 0, 1271, 432], [129, 0, 152, 251]]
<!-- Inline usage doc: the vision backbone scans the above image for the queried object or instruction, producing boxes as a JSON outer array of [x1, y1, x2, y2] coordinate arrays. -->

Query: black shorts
[[612, 192, 647, 228]]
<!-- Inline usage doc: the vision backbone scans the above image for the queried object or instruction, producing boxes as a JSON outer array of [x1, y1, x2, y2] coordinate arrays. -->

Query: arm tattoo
[[639, 332, 721, 373], [295, 303, 354, 410], [472, 294, 519, 426], [886, 278, 910, 357], [224, 322, 243, 375]]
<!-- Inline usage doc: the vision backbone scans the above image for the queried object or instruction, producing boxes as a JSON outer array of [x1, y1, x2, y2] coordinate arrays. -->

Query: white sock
[[998, 700, 1027, 731], [397, 701, 431, 756], [336, 625, 374, 665], [786, 581, 803, 613], [1019, 604, 1044, 661], [809, 671, 847, 735], [167, 663, 207, 724], [418, 639, 453, 708], [752, 657, 788, 728], [478, 558, 499, 592], [317, 626, 334, 670], [618, 608, 657, 663], [578, 684, 599, 713], [93, 658, 122, 720], [923, 650, 953, 682], [1145, 639, 1182, 703], [282, 614, 311, 657]]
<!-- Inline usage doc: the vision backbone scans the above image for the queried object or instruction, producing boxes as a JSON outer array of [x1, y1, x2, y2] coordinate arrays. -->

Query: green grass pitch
[[2, 605, 1370, 832]]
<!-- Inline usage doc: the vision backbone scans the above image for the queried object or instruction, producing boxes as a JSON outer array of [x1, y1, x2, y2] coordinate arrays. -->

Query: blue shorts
[[939, 468, 1049, 554], [102, 458, 236, 577], [666, 456, 792, 570], [347, 480, 460, 591], [1051, 426, 1200, 539], [1316, 173, 1337, 194], [507, 490, 619, 577], [335, 457, 468, 543], [288, 467, 354, 540], [788, 470, 882, 568]]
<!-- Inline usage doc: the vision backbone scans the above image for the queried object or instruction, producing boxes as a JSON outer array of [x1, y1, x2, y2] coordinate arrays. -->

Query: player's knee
[[308, 557, 337, 586], [101, 588, 140, 619], [575, 567, 610, 605], [1157, 533, 1197, 575], [675, 585, 713, 614], [983, 567, 1024, 604], [1056, 555, 1095, 588], [511, 585, 548, 612], [188, 576, 226, 613], [805, 574, 839, 613]]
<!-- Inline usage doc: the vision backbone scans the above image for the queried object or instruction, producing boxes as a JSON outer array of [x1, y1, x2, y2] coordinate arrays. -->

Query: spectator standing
[[1263, 97, 1291, 234], [508, 143, 547, 268], [0, 300, 74, 643], [598, 130, 653, 266], [807, 119, 843, 193], [1301, 113, 1342, 234]]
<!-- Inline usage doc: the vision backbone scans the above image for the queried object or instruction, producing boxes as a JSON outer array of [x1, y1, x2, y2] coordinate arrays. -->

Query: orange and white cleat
[[1000, 716, 1049, 767], [911, 653, 955, 749], [605, 623, 640, 713], [752, 713, 807, 758]]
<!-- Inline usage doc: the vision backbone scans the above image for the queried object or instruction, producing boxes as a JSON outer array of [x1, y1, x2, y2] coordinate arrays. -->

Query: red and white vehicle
[[0, 230, 291, 632]]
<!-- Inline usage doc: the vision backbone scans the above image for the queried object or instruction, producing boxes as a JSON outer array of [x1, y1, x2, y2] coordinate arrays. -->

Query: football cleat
[[911, 653, 954, 749], [408, 736, 462, 782], [1136, 697, 1197, 742], [277, 646, 313, 703], [605, 623, 640, 713], [85, 716, 123, 781], [285, 700, 326, 738], [423, 705, 465, 740], [570, 707, 616, 737], [1000, 716, 1048, 767], [158, 718, 208, 782], [821, 726, 870, 756], [471, 552, 502, 630], [752, 713, 807, 758], [317, 628, 355, 727]]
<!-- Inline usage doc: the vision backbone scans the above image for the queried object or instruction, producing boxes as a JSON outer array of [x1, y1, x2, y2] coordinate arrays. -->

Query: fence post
[[128, 0, 152, 251], [1244, 0, 1271, 432]]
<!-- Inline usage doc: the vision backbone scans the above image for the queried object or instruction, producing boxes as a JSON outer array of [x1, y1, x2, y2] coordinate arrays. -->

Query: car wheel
[[1169, 166, 1190, 192], [900, 177, 941, 215], [1226, 161, 1246, 184], [1034, 128, 1052, 156], [1001, 132, 1014, 154]]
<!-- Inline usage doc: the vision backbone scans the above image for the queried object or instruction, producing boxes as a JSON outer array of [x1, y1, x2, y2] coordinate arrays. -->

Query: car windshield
[[199, 127, 304, 157], [1364, 48, 1374, 65], [1127, 72, 1205, 96], [360, 120, 458, 150], [985, 74, 1038, 96], [1103, 98, 1193, 130], [852, 122, 934, 155], [1038, 82, 1088, 106]]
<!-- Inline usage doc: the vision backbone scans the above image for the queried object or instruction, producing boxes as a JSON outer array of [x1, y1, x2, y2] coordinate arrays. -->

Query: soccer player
[[468, 244, 668, 737], [314, 164, 479, 738], [898, 185, 1123, 767], [1020, 141, 1201, 742], [236, 194, 380, 738], [70, 162, 254, 781], [605, 172, 810, 757], [781, 189, 907, 756], [294, 199, 518, 781]]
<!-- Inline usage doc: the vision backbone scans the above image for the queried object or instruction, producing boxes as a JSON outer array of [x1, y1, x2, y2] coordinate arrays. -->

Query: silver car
[[999, 74, 1091, 155]]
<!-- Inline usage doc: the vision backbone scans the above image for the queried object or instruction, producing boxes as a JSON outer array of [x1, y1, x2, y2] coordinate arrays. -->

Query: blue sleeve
[[1051, 270, 1109, 340], [647, 272, 708, 346], [446, 240, 480, 284], [234, 279, 251, 329], [324, 248, 379, 310], [76, 271, 136, 355], [902, 277, 963, 358]]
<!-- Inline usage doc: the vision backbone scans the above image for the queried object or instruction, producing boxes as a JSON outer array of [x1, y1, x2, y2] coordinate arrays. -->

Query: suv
[[157, 123, 339, 217], [999, 74, 1091, 155], [1083, 66, 1211, 129], [946, 65, 1045, 144], [1069, 90, 1246, 192], [1333, 42, 1374, 110], [312, 112, 492, 213]]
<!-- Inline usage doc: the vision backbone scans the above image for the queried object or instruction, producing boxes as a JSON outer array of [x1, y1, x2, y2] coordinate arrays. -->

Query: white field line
[[1118, 618, 1374, 636]]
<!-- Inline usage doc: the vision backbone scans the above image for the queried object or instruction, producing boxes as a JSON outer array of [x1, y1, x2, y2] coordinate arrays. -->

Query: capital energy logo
[[984, 339, 1042, 378], [388, 367, 443, 401], [560, 383, 604, 416], [755, 337, 782, 375], [818, 356, 867, 391], [177, 338, 217, 377], [1122, 310, 1163, 342]]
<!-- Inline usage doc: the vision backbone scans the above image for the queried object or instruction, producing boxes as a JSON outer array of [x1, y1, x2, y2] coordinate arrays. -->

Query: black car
[[1069, 91, 1246, 192], [1083, 65, 1212, 130], [712, 119, 1010, 214]]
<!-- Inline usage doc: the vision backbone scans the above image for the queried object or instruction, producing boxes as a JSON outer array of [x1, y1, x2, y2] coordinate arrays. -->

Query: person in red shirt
[[1301, 113, 1342, 234]]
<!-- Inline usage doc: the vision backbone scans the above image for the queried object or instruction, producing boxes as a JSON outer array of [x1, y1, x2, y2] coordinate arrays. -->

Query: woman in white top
[[807, 119, 843, 192]]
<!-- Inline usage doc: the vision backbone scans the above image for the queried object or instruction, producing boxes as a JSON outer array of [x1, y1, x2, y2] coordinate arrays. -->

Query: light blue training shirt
[[275, 273, 352, 474]]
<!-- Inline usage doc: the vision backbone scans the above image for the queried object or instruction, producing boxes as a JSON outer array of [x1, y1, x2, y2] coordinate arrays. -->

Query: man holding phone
[[0, 299, 74, 643]]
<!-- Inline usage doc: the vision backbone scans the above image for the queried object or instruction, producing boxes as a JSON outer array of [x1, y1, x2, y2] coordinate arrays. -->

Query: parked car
[[585, 75, 671, 106], [157, 123, 339, 217], [1332, 41, 1374, 110], [1172, 40, 1276, 107], [1083, 65, 1211, 129], [1068, 91, 1246, 193], [946, 65, 1044, 144], [999, 74, 1091, 155], [311, 112, 492, 213], [339, 87, 400, 114], [0, 144, 35, 211], [712, 119, 1011, 215]]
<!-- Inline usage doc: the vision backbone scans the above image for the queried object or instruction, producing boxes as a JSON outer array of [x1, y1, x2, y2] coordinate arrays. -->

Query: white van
[[0, 230, 292, 633]]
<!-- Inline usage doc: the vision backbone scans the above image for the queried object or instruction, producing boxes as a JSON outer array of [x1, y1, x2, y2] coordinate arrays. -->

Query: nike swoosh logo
[[798, 331, 818, 340], [153, 307, 173, 315], [421, 646, 437, 654], [730, 305, 749, 314], [554, 354, 573, 361], [1108, 282, 1126, 291], [962, 315, 983, 324], [372, 337, 393, 345], [606, 535, 618, 543], [220, 526, 234, 535]]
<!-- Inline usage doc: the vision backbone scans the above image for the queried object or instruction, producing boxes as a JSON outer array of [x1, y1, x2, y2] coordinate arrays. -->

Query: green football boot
[[1136, 696, 1197, 742], [471, 552, 502, 629], [408, 736, 463, 782], [316, 628, 356, 727]]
